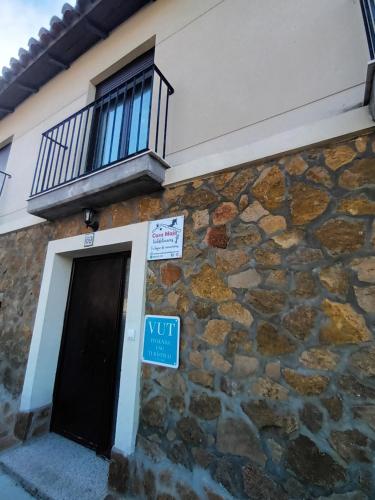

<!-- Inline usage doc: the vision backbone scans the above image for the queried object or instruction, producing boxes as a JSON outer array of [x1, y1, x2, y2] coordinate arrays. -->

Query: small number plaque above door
[[142, 315, 180, 369], [84, 233, 94, 247]]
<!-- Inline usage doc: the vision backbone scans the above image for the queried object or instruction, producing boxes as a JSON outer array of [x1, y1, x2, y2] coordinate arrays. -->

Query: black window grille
[[30, 63, 173, 197]]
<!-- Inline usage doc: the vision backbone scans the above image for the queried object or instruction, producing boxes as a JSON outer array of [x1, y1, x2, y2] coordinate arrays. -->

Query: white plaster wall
[[0, 0, 370, 233], [162, 0, 368, 161]]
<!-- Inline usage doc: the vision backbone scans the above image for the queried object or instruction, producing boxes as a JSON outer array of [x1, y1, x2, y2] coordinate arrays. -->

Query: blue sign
[[142, 315, 180, 369]]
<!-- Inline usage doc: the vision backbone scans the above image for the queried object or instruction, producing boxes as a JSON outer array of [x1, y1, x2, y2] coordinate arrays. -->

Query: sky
[[0, 0, 65, 69]]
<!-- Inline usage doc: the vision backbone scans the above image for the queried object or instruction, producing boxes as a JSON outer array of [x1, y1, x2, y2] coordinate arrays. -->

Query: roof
[[0, 0, 151, 121]]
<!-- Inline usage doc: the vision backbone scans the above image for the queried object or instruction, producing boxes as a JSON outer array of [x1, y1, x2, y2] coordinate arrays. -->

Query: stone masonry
[[1, 131, 375, 499]]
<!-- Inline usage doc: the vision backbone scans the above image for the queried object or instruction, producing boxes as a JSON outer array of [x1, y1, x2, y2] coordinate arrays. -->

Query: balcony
[[27, 65, 173, 220]]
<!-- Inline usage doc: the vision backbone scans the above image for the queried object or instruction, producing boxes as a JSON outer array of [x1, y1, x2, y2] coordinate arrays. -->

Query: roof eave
[[0, 0, 152, 121]]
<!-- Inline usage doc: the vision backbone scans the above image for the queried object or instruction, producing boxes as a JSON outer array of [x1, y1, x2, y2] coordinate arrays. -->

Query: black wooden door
[[51, 253, 127, 456]]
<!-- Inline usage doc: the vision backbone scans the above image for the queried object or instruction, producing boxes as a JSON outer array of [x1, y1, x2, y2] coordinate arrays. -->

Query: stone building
[[0, 0, 374, 498]]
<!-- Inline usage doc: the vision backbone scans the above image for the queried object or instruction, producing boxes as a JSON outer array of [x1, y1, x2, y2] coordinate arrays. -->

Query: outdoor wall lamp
[[83, 208, 99, 231]]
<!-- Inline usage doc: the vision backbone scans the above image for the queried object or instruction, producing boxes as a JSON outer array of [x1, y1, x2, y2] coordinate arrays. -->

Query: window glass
[[89, 72, 153, 171], [128, 79, 152, 155], [87, 50, 155, 172], [0, 143, 11, 172]]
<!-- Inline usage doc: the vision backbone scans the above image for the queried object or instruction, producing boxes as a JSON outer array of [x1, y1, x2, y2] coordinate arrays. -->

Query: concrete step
[[0, 469, 35, 500], [0, 433, 109, 500]]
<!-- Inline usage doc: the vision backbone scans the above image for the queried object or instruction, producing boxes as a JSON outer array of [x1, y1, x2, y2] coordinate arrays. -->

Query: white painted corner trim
[[20, 222, 149, 456]]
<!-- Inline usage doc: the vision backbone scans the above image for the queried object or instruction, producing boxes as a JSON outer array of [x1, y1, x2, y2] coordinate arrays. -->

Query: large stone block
[[202, 320, 231, 346], [286, 436, 346, 487], [13, 411, 32, 441], [284, 369, 328, 395], [216, 417, 266, 465], [242, 463, 287, 500], [247, 289, 286, 314], [191, 265, 234, 301], [215, 249, 249, 273], [240, 200, 269, 222], [108, 450, 130, 495], [351, 257, 375, 283], [252, 166, 286, 210], [242, 399, 297, 434], [338, 158, 375, 189], [290, 183, 329, 225], [320, 300, 371, 345], [324, 145, 356, 171], [257, 322, 296, 356], [330, 429, 372, 463], [315, 219, 366, 255], [176, 417, 205, 446], [189, 392, 221, 420], [212, 202, 238, 225], [217, 301, 253, 327], [141, 395, 167, 428]]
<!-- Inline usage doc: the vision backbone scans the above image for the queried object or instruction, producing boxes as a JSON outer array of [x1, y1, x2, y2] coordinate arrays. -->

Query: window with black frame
[[0, 142, 11, 197], [87, 50, 154, 172]]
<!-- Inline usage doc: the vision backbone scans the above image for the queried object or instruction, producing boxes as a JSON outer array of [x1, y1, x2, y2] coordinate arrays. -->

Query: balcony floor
[[28, 151, 168, 220]]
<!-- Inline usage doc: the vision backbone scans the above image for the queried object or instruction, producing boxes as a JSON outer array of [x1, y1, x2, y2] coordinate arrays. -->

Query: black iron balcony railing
[[0, 170, 11, 197], [30, 65, 173, 197], [361, 0, 375, 59]]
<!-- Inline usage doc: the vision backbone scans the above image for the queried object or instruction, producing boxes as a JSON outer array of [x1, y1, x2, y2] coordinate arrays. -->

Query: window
[[0, 143, 11, 173], [0, 142, 11, 196], [87, 50, 154, 171]]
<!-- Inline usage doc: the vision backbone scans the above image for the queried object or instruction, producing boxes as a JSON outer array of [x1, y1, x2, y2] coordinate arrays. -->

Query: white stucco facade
[[0, 0, 372, 234]]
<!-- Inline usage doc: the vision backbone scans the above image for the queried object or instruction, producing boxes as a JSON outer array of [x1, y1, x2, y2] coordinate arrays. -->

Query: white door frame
[[20, 222, 149, 456]]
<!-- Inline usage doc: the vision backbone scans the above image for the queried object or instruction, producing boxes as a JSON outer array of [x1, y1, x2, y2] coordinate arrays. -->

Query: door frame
[[20, 222, 149, 456]]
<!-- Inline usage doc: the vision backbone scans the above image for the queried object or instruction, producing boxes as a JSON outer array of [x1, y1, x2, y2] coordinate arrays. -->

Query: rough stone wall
[[0, 131, 374, 499], [0, 224, 53, 450], [136, 133, 375, 499]]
